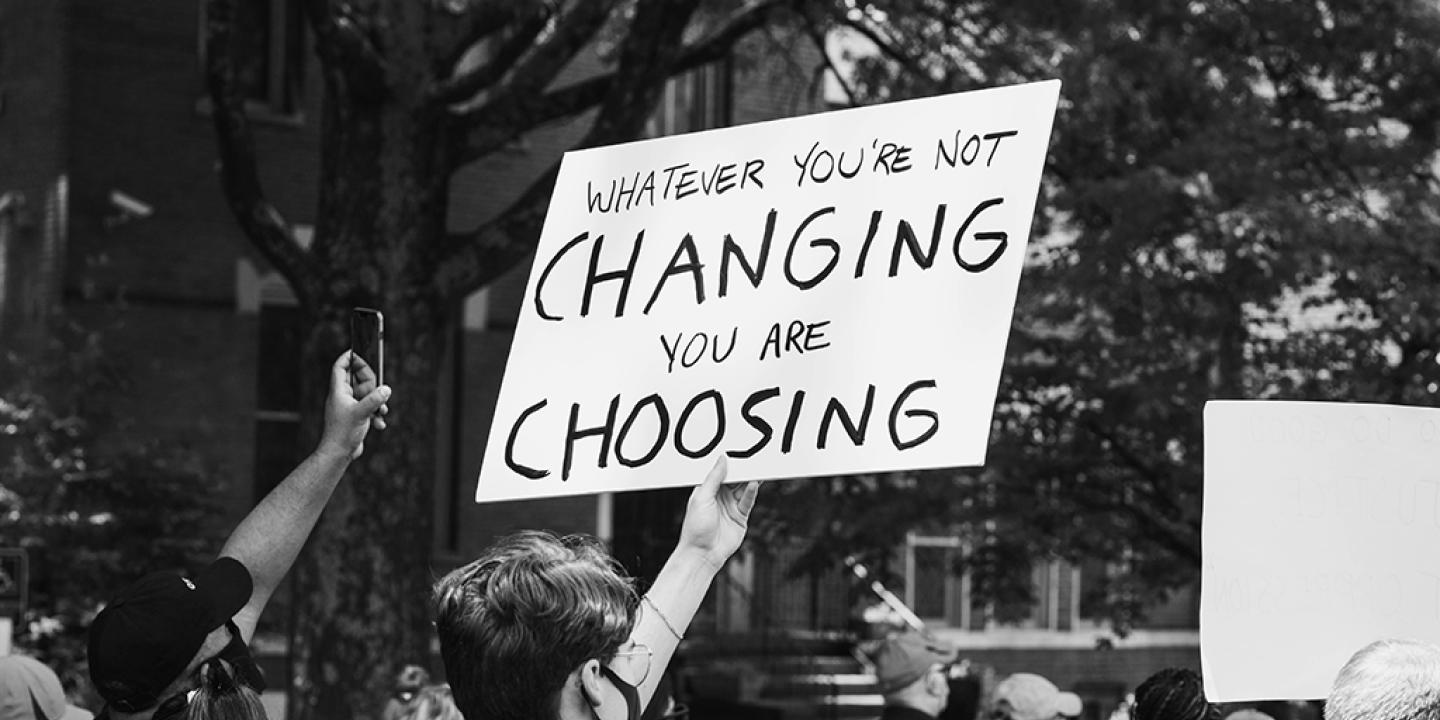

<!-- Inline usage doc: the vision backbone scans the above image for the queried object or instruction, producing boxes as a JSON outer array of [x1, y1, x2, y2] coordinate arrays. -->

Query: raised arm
[[631, 457, 759, 707], [222, 351, 391, 642]]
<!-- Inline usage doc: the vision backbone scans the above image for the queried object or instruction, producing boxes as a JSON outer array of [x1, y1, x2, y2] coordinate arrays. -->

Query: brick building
[[0, 2, 1200, 717]]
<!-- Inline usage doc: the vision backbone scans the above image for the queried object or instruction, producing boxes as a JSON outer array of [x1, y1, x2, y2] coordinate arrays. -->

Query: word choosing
[[503, 380, 940, 481]]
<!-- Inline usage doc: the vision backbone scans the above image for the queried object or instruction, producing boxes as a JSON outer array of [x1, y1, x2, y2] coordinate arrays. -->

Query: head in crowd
[[382, 666, 432, 720], [1326, 639, 1440, 720], [433, 531, 641, 720], [992, 673, 1083, 720], [182, 659, 266, 720], [87, 558, 264, 719], [1222, 711, 1275, 720], [870, 632, 958, 718], [0, 654, 92, 720], [392, 685, 463, 720], [1132, 668, 1214, 720]]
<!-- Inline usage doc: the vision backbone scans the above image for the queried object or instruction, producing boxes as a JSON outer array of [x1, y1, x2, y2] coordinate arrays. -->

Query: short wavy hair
[[433, 532, 638, 720], [1327, 639, 1440, 720]]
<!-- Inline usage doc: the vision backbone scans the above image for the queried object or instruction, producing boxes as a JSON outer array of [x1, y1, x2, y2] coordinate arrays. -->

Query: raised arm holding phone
[[87, 351, 391, 720]]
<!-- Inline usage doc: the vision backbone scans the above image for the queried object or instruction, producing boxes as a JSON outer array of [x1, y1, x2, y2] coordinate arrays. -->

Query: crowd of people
[[1, 354, 1437, 720], [862, 634, 1440, 720]]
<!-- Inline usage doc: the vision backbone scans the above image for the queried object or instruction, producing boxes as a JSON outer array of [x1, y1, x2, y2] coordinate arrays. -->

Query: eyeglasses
[[610, 642, 654, 687]]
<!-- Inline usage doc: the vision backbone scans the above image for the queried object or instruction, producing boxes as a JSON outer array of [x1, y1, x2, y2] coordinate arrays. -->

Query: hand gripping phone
[[349, 307, 384, 398]]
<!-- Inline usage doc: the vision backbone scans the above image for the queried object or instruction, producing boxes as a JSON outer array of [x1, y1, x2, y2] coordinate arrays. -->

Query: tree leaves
[[0, 327, 223, 703], [763, 0, 1440, 631]]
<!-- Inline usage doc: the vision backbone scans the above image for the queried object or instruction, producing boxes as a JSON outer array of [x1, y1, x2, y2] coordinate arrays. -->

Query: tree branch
[[205, 0, 319, 304], [439, 0, 758, 299], [834, 9, 929, 81], [1080, 418, 1166, 487], [428, 11, 552, 105], [453, 75, 613, 166], [1061, 482, 1203, 567], [673, 0, 790, 74], [798, 8, 856, 107], [1080, 417, 1194, 520], [449, 0, 788, 169], [301, 0, 388, 99], [431, 163, 560, 299], [455, 1, 618, 119], [427, 0, 551, 74]]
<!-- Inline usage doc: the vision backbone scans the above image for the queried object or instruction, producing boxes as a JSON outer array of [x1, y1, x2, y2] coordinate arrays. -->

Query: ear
[[578, 659, 606, 707]]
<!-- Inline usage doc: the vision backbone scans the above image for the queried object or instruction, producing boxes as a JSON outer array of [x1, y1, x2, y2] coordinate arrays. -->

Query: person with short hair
[[991, 673, 1082, 720], [1326, 639, 1440, 720], [0, 654, 92, 720], [1132, 668, 1214, 720], [868, 632, 959, 720], [433, 458, 759, 720], [86, 352, 391, 720]]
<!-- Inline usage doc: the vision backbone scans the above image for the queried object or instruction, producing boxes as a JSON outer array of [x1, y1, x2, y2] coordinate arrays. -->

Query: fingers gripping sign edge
[[732, 480, 760, 523], [702, 454, 728, 492], [693, 455, 759, 526]]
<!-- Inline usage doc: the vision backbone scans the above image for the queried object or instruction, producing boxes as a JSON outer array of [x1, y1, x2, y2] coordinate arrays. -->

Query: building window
[[253, 303, 302, 502], [906, 534, 1084, 632], [198, 0, 307, 118], [0, 178, 67, 337], [645, 59, 732, 138], [0, 197, 13, 327], [905, 534, 962, 625], [911, 545, 949, 619]]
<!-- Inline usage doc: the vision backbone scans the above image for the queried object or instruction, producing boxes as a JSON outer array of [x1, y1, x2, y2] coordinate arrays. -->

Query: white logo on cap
[[183, 578, 196, 590]]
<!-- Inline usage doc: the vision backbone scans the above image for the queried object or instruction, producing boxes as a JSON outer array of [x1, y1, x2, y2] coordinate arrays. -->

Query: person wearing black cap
[[868, 632, 959, 720], [87, 352, 392, 720]]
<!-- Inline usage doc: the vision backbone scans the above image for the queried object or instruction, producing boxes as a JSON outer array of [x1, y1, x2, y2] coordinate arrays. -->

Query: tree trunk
[[287, 70, 451, 720], [197, 0, 775, 714]]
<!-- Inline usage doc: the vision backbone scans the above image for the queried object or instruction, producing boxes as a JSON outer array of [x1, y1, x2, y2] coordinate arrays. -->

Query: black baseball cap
[[87, 557, 253, 711]]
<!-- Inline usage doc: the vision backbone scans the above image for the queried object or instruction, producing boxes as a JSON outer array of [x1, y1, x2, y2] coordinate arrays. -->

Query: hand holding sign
[[676, 456, 760, 572]]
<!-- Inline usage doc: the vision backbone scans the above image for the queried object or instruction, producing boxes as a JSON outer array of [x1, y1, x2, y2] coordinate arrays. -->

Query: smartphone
[[350, 307, 384, 398]]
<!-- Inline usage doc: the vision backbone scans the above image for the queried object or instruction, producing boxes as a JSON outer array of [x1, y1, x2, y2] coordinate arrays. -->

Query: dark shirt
[[93, 635, 261, 720], [881, 705, 937, 720]]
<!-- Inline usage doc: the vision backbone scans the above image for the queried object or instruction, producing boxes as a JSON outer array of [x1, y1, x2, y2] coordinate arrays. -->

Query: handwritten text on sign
[[1202, 401, 1440, 701], [477, 80, 1061, 502]]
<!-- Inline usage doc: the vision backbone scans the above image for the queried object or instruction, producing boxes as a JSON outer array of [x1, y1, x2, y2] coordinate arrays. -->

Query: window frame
[[904, 533, 962, 626], [195, 0, 308, 125]]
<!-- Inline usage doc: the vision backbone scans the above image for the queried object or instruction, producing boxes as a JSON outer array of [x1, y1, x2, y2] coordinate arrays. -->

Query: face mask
[[591, 663, 641, 720]]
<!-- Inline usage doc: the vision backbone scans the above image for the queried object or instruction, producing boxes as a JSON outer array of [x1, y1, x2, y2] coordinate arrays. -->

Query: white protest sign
[[477, 80, 1061, 502], [1202, 400, 1440, 701]]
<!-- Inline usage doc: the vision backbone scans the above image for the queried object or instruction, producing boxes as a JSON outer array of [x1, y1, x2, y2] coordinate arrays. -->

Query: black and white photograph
[[3, 1, 1440, 719]]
